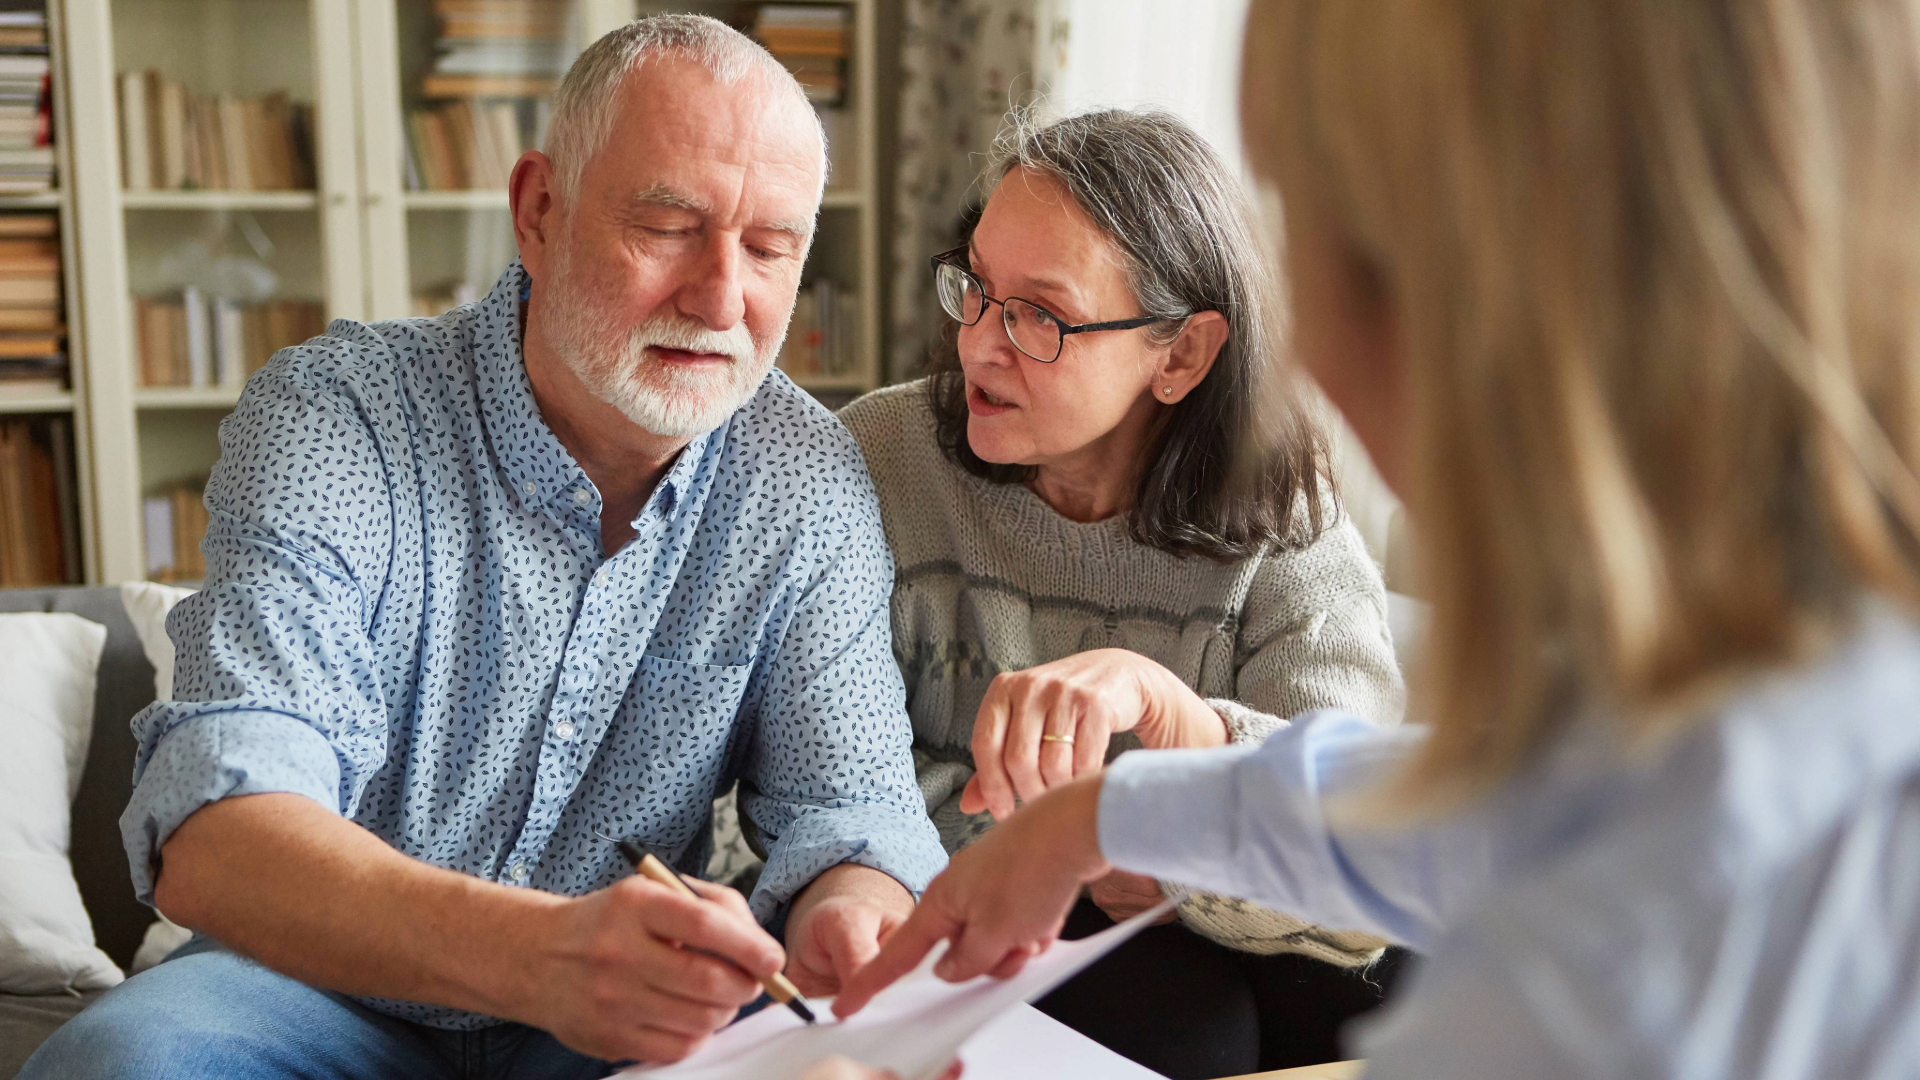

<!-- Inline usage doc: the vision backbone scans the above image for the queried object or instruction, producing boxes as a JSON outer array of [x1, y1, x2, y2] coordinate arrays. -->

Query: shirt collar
[[472, 260, 716, 531], [475, 260, 575, 513]]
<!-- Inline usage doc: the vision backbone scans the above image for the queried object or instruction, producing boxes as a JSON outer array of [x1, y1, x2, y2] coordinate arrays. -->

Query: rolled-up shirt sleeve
[[738, 485, 948, 922], [120, 362, 397, 904], [1097, 710, 1491, 951]]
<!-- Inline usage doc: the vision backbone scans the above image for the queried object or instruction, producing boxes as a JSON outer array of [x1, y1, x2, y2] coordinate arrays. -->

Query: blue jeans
[[18, 937, 614, 1080]]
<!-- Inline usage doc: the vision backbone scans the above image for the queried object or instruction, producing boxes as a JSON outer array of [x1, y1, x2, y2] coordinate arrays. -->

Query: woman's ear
[[1157, 311, 1231, 404]]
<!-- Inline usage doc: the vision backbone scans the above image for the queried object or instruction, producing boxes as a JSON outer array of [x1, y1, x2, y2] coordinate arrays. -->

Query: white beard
[[543, 255, 784, 439]]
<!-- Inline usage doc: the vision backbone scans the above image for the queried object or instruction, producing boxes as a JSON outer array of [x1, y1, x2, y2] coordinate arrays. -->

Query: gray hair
[[544, 14, 825, 204], [929, 106, 1332, 558], [986, 108, 1247, 346]]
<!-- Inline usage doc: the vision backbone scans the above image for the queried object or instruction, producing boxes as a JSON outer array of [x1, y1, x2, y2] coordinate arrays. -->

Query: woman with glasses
[[835, 108, 1405, 1078]]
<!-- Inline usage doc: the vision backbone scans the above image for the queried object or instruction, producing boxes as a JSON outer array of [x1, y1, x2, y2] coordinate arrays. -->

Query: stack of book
[[405, 0, 565, 188], [0, 8, 51, 194], [0, 415, 78, 587], [0, 211, 61, 397], [420, 0, 569, 99], [754, 4, 848, 106], [117, 71, 316, 191], [143, 480, 207, 583], [134, 292, 324, 389], [776, 279, 858, 379]]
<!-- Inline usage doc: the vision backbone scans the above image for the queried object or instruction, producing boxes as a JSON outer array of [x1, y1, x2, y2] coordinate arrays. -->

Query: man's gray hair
[[544, 14, 824, 204]]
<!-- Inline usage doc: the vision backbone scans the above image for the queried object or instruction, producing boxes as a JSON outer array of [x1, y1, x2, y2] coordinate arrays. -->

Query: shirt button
[[521, 480, 536, 497], [593, 564, 609, 586], [554, 719, 575, 740], [572, 488, 591, 506], [509, 862, 528, 882]]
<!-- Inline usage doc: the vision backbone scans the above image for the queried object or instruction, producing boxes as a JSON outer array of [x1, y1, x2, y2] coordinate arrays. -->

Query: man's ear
[[1156, 310, 1230, 404], [510, 151, 561, 283]]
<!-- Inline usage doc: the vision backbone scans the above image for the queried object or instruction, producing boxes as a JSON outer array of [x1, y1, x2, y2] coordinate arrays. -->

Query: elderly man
[[20, 15, 944, 1080]]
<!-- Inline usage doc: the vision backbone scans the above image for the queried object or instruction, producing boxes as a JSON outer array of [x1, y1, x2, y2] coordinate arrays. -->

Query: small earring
[[1161, 386, 1174, 397]]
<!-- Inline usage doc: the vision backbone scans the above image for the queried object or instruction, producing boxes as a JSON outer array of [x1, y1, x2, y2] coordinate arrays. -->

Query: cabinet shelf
[[404, 189, 510, 211], [122, 190, 319, 211], [134, 387, 243, 410], [0, 390, 75, 414]]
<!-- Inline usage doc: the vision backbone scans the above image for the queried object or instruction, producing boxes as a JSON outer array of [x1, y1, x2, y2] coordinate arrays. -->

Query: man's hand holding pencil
[[527, 858, 786, 1064]]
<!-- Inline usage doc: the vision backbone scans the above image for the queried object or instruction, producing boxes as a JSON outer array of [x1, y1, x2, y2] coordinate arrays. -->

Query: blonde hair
[[1240, 0, 1920, 805]]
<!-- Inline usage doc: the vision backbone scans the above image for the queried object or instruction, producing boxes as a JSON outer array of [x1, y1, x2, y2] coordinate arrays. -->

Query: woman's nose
[[959, 309, 1020, 366]]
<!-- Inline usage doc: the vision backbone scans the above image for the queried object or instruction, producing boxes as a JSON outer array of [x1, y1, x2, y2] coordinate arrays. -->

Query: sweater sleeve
[[1167, 517, 1406, 964], [1228, 517, 1406, 730]]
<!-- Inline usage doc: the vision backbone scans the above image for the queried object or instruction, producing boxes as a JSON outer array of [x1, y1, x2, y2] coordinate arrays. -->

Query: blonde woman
[[835, 2, 1920, 1077]]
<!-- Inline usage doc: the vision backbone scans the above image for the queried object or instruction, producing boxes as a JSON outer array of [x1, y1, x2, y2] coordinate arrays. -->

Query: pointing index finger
[[832, 903, 957, 1018]]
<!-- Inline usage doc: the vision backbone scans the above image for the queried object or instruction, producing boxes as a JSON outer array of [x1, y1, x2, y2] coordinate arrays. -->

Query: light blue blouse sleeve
[[1097, 709, 1492, 951]]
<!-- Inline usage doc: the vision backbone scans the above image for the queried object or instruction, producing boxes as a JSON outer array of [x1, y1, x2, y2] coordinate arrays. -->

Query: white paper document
[[622, 901, 1177, 1080], [957, 1003, 1166, 1078]]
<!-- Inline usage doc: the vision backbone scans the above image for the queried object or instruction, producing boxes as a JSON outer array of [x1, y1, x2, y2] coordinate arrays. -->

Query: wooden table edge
[[1218, 1061, 1365, 1080]]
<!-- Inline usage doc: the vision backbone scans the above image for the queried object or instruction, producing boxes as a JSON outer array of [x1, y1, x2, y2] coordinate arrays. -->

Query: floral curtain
[[887, 0, 1057, 383]]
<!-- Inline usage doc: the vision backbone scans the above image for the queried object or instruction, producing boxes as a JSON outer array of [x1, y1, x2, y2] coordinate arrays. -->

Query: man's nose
[[677, 236, 748, 331]]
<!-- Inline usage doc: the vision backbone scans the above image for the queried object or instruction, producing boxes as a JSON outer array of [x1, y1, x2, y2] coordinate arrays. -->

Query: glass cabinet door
[[357, 0, 590, 321], [105, 0, 361, 581]]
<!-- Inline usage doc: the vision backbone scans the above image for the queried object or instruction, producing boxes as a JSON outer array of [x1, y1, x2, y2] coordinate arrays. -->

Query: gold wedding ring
[[1041, 733, 1076, 745]]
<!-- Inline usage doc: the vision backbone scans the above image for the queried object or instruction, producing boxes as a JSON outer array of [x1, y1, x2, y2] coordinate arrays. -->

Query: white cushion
[[117, 581, 197, 972], [0, 612, 124, 993], [119, 581, 194, 702], [129, 913, 193, 974]]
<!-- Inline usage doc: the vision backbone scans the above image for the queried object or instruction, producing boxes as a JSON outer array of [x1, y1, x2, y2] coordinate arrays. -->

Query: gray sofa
[[0, 587, 157, 1077]]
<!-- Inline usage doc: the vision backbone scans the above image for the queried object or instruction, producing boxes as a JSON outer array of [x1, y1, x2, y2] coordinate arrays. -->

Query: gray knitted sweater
[[838, 381, 1405, 966]]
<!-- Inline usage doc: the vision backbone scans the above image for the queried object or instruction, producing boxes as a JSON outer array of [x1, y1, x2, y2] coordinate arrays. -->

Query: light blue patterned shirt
[[1102, 601, 1920, 1078], [121, 262, 947, 1029]]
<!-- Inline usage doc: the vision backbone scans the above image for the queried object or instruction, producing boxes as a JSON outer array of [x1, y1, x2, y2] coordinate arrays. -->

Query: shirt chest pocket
[[626, 653, 755, 802]]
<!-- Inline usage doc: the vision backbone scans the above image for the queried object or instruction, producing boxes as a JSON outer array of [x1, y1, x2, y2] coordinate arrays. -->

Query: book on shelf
[[419, 0, 568, 102], [135, 293, 324, 390], [754, 4, 849, 105], [0, 414, 78, 587], [0, 7, 51, 194], [420, 73, 559, 100], [435, 40, 572, 75], [143, 480, 208, 583], [436, 0, 568, 38], [0, 6, 47, 52], [0, 208, 62, 388], [775, 279, 859, 380], [117, 70, 316, 192], [0, 357, 62, 395]]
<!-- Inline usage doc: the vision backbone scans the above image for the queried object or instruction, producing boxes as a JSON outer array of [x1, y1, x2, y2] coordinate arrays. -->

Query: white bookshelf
[[0, 3, 96, 583], [54, 0, 883, 584]]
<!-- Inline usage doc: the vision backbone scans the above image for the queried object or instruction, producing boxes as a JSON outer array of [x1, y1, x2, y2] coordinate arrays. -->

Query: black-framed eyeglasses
[[930, 246, 1181, 363]]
